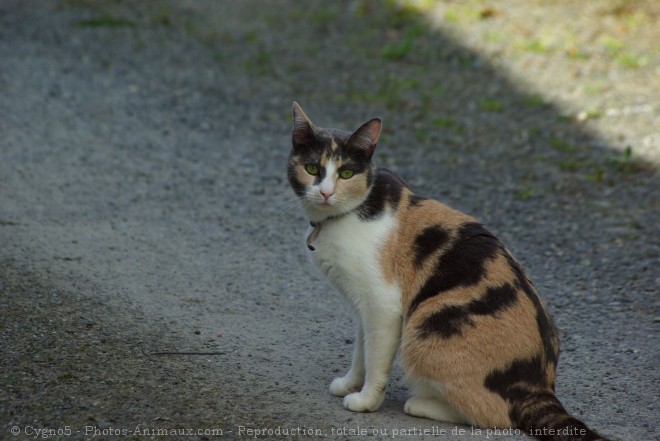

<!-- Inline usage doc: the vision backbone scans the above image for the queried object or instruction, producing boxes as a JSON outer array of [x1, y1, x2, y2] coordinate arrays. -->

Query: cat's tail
[[512, 391, 608, 441]]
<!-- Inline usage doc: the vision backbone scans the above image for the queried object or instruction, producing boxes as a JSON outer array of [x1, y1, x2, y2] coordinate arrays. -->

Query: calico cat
[[287, 102, 607, 441]]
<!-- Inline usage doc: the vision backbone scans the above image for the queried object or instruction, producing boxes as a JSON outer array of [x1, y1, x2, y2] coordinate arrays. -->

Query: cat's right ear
[[292, 102, 316, 148]]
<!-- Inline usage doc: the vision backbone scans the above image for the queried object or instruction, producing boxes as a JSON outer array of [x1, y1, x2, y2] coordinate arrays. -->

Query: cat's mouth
[[312, 196, 335, 207]]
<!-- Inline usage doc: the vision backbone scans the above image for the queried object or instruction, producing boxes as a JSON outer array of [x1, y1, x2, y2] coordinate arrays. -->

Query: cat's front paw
[[342, 392, 383, 413], [330, 376, 363, 397]]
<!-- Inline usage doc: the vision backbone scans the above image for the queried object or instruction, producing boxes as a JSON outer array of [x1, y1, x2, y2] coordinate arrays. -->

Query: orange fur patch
[[380, 189, 558, 429]]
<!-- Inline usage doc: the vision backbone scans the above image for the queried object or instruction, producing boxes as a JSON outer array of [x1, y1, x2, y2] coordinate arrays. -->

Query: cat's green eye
[[339, 169, 354, 179], [305, 164, 320, 176]]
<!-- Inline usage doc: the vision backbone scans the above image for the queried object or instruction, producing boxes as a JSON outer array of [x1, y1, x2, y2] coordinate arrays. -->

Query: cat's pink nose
[[320, 190, 334, 202]]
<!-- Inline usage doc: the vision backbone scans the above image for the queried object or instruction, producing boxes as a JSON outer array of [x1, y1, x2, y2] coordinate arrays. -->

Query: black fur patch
[[470, 284, 518, 314], [413, 225, 451, 268], [486, 358, 603, 440], [339, 158, 370, 176], [418, 305, 473, 339], [408, 194, 427, 207], [484, 356, 548, 399], [365, 165, 376, 188], [418, 283, 518, 338], [318, 130, 347, 158], [312, 166, 326, 186], [504, 252, 559, 367], [287, 162, 306, 197], [408, 222, 501, 315], [357, 168, 406, 221], [292, 128, 347, 162]]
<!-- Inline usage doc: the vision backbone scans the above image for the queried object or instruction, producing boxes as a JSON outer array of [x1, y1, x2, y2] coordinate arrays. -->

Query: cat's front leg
[[330, 323, 365, 397], [342, 307, 401, 412]]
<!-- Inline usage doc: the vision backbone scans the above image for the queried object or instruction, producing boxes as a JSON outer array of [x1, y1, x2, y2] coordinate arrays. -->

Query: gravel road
[[1, 1, 658, 440]]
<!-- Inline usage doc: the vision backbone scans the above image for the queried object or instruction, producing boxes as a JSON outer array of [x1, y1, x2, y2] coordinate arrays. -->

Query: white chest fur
[[307, 212, 401, 315]]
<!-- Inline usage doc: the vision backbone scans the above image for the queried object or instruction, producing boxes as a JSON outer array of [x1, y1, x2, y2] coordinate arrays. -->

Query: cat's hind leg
[[404, 381, 468, 424], [404, 397, 467, 424], [330, 323, 365, 397]]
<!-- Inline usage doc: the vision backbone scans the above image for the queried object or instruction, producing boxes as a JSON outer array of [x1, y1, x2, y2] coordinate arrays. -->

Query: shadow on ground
[[1, 1, 657, 440]]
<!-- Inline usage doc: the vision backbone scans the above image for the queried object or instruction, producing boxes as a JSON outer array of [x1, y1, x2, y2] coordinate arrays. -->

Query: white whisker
[[275, 196, 307, 213]]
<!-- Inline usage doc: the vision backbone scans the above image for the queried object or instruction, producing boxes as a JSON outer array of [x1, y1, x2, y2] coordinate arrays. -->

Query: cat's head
[[288, 102, 382, 222]]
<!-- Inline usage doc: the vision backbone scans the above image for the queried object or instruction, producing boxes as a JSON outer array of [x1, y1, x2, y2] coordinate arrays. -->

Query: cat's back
[[378, 180, 477, 290], [378, 177, 558, 353]]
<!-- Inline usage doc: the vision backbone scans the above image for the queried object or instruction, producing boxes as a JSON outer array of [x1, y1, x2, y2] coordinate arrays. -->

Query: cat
[[287, 102, 608, 441]]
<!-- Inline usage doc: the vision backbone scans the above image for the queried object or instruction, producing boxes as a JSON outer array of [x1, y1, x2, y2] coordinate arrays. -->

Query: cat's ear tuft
[[347, 118, 382, 159], [292, 102, 316, 148]]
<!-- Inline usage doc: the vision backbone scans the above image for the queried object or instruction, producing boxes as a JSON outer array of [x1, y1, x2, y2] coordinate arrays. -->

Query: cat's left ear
[[347, 118, 382, 160]]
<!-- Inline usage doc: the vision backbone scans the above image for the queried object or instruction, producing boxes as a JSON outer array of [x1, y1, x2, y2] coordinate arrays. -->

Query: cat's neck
[[306, 210, 353, 224]]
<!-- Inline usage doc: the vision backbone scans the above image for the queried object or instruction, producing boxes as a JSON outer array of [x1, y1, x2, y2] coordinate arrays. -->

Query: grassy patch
[[558, 159, 585, 172], [577, 108, 604, 121], [415, 127, 432, 142], [616, 52, 650, 69], [432, 117, 465, 134], [310, 6, 340, 24], [443, 4, 483, 24], [565, 46, 591, 60], [383, 0, 422, 29], [382, 35, 415, 61], [515, 185, 536, 200], [606, 145, 649, 173], [381, 23, 427, 61], [599, 35, 624, 56], [77, 15, 135, 28], [549, 136, 579, 153], [587, 168, 606, 183], [243, 49, 274, 76], [483, 29, 507, 44], [478, 99, 503, 112], [583, 80, 608, 95], [598, 34, 650, 69], [245, 30, 259, 44], [521, 95, 547, 108], [517, 38, 552, 54], [554, 114, 574, 124], [348, 75, 421, 109]]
